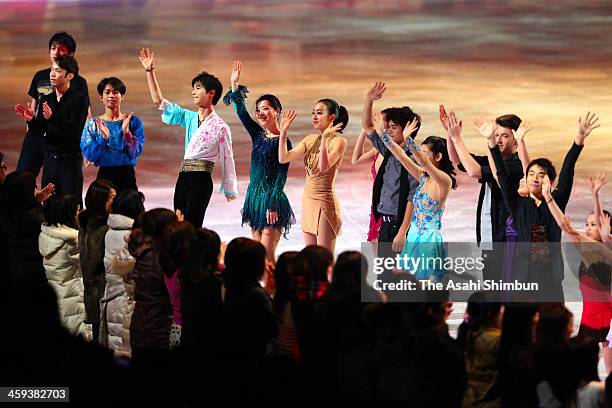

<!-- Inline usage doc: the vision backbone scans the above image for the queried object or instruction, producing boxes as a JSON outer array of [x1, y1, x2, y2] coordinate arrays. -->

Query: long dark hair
[[422, 136, 457, 189], [273, 251, 298, 316], [223, 237, 266, 290], [159, 221, 195, 278], [138, 208, 177, 250], [0, 171, 39, 214]]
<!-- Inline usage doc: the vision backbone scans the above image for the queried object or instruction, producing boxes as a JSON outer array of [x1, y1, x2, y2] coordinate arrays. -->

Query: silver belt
[[179, 159, 214, 173]]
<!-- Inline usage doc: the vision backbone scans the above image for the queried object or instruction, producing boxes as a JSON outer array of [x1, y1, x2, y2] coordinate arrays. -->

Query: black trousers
[[17, 132, 47, 178], [377, 218, 402, 285], [97, 165, 137, 192], [481, 246, 504, 282], [174, 171, 213, 228], [42, 151, 83, 206]]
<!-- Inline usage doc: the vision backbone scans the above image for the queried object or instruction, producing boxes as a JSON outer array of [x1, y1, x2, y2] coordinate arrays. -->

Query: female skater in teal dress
[[224, 61, 295, 262], [375, 112, 457, 281]]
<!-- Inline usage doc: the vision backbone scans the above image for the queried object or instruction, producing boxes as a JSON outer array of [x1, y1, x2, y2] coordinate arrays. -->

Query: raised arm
[[513, 121, 532, 173], [440, 105, 461, 166], [139, 48, 163, 106], [319, 123, 347, 173], [224, 60, 261, 141], [588, 171, 607, 229], [278, 110, 305, 163], [351, 128, 377, 165], [552, 112, 597, 209], [447, 112, 481, 178], [362, 82, 386, 133]]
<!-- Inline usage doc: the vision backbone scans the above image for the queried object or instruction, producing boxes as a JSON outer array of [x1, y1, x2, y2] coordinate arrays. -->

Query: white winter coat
[[100, 214, 134, 353], [39, 224, 92, 340]]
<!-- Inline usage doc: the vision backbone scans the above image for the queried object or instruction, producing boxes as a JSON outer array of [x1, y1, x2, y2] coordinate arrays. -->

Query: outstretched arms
[[139, 48, 163, 106]]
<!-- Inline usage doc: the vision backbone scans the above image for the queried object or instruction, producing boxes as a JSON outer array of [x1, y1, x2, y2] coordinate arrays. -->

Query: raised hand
[[439, 104, 450, 131], [35, 183, 55, 203], [373, 111, 385, 136], [513, 120, 532, 142], [15, 103, 34, 121], [225, 194, 237, 202], [322, 122, 343, 139], [588, 171, 607, 195], [474, 117, 496, 145], [279, 110, 297, 134], [518, 177, 529, 197], [542, 175, 553, 200], [42, 102, 52, 120], [95, 118, 110, 140], [122, 112, 134, 136], [403, 116, 420, 142], [366, 81, 386, 102], [139, 48, 155, 71], [230, 60, 242, 87], [175, 209, 184, 222], [446, 111, 462, 141], [576, 111, 600, 145]]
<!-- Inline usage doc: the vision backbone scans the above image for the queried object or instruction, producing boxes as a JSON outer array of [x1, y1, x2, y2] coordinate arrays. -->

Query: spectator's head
[[255, 94, 282, 128], [273, 251, 298, 313], [42, 193, 80, 229], [138, 208, 177, 248], [421, 136, 457, 189], [83, 179, 116, 219], [50, 55, 79, 90], [181, 228, 221, 284], [48, 31, 76, 62], [313, 99, 348, 133], [535, 303, 573, 351], [294, 245, 334, 283], [494, 114, 521, 157], [462, 291, 504, 353], [223, 237, 266, 290], [381, 106, 421, 143], [191, 71, 223, 106], [331, 250, 366, 289], [569, 337, 600, 385], [586, 209, 611, 242], [159, 221, 195, 277], [97, 77, 126, 110], [0, 152, 7, 184], [111, 189, 145, 220], [526, 158, 557, 197], [499, 302, 540, 357], [0, 171, 38, 214]]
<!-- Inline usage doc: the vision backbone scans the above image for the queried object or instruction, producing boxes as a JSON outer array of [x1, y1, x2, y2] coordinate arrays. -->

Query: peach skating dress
[[301, 134, 343, 237]]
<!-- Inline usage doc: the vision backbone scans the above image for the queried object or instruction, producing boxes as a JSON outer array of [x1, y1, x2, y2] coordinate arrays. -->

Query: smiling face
[[49, 41, 71, 63], [191, 82, 215, 108], [312, 102, 336, 131], [526, 164, 547, 197], [585, 213, 602, 241], [494, 124, 516, 157], [100, 84, 123, 110], [255, 99, 280, 129]]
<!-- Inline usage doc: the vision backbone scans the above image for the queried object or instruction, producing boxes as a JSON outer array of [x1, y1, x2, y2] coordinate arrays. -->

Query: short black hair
[[495, 114, 522, 132], [56, 55, 79, 76], [97, 77, 126, 96], [527, 158, 557, 181], [381, 106, 421, 138], [316, 98, 349, 132], [191, 72, 223, 105], [43, 193, 79, 229], [111, 189, 145, 220], [48, 31, 76, 54]]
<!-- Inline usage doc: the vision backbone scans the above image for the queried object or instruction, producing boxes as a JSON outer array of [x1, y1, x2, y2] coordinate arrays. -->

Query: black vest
[[371, 150, 411, 223]]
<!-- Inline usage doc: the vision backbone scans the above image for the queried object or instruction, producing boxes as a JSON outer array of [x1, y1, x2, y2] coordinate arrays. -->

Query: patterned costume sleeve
[[224, 85, 262, 142], [268, 138, 292, 211], [159, 98, 188, 128], [81, 118, 108, 163], [218, 125, 238, 197], [124, 116, 146, 160]]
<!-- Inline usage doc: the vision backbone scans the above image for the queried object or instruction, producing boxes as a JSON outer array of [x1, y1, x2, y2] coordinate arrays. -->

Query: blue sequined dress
[[224, 85, 295, 237], [401, 174, 447, 281]]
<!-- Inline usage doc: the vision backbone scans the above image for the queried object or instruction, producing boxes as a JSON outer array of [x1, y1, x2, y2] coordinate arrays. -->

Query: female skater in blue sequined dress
[[224, 61, 295, 262]]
